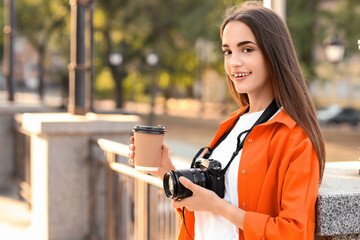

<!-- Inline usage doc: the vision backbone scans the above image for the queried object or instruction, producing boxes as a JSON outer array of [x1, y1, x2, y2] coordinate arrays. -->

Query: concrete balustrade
[[0, 103, 60, 191], [15, 112, 139, 240]]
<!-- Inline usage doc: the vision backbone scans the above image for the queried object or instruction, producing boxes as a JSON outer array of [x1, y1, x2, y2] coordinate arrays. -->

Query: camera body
[[194, 158, 225, 198], [163, 158, 225, 200]]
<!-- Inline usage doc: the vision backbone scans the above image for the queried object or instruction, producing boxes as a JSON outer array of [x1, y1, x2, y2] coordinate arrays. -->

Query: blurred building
[[309, 57, 360, 109], [2, 35, 66, 92]]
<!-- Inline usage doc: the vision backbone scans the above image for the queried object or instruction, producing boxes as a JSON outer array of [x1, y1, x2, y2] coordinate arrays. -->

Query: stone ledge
[[15, 112, 140, 135], [316, 161, 360, 238]]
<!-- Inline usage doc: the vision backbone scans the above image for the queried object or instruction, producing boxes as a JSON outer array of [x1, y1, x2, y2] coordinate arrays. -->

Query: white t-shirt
[[194, 110, 264, 240]]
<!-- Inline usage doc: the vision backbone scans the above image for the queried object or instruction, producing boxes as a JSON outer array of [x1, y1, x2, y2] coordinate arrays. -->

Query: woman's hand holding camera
[[173, 176, 246, 229], [128, 136, 245, 229], [128, 136, 175, 179], [172, 176, 220, 212]]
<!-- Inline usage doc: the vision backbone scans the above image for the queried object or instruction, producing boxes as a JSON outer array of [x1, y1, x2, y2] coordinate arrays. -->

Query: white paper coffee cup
[[132, 125, 166, 171]]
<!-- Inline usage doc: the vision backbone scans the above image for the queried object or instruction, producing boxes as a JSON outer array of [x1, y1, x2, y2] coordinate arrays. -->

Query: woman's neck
[[247, 95, 274, 114]]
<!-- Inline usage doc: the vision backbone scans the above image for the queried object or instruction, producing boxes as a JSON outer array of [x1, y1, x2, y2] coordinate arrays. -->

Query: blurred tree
[[142, 0, 219, 107], [286, 0, 360, 83], [93, 0, 245, 108], [317, 0, 360, 56], [94, 0, 215, 108], [94, 0, 132, 107], [15, 0, 69, 99], [286, 0, 320, 81]]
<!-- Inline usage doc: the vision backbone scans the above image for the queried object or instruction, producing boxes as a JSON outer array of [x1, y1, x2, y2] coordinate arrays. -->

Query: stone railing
[[96, 139, 189, 240], [97, 139, 360, 240], [14, 112, 140, 240]]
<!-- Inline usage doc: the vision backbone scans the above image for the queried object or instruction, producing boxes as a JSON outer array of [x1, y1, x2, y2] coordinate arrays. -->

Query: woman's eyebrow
[[222, 40, 256, 48]]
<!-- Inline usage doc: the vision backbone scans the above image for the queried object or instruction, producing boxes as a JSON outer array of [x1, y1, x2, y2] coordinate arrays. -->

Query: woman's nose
[[229, 53, 243, 67]]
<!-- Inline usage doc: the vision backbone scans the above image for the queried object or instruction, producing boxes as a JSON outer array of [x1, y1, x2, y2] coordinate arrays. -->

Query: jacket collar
[[229, 105, 296, 129], [209, 105, 296, 148]]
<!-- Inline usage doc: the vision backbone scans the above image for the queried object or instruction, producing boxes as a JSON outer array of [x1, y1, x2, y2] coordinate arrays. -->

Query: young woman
[[129, 2, 325, 239]]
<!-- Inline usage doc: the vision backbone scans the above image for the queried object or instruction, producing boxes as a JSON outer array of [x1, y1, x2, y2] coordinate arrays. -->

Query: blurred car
[[317, 105, 360, 127]]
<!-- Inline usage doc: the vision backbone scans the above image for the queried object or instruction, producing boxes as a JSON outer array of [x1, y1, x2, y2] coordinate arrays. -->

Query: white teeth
[[233, 72, 250, 77]]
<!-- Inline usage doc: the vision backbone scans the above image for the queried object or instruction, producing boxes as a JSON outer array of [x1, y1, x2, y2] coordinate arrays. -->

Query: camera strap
[[191, 146, 211, 168], [192, 99, 278, 172], [219, 99, 278, 174]]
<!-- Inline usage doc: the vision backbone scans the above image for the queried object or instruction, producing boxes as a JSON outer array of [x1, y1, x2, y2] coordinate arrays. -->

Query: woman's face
[[222, 21, 272, 100]]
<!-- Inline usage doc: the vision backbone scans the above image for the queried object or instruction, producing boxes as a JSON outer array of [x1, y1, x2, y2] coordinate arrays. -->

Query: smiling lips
[[232, 72, 251, 78]]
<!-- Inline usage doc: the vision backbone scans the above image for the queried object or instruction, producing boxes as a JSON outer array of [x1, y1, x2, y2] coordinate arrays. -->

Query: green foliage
[[94, 67, 115, 99], [286, 0, 319, 81], [9, 0, 359, 103], [6, 0, 247, 103], [92, 0, 247, 103], [317, 0, 360, 55], [15, 0, 69, 49], [122, 71, 147, 102], [14, 0, 70, 88], [287, 0, 360, 83]]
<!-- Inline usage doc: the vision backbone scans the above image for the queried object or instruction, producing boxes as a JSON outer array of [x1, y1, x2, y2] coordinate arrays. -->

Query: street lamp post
[[3, 0, 15, 101], [324, 38, 345, 64], [146, 52, 159, 126], [109, 52, 123, 67], [324, 37, 345, 105], [324, 37, 347, 105], [108, 52, 124, 108], [68, 0, 94, 115]]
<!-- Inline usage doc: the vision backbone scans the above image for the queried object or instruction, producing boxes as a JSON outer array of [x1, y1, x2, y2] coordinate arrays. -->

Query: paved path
[[0, 189, 30, 239]]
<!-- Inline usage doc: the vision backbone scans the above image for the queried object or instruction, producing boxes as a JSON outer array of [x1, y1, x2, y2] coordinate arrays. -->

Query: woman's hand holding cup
[[128, 125, 175, 179]]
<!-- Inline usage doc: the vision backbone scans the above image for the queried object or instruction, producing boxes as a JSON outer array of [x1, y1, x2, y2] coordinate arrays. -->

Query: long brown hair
[[220, 2, 326, 183]]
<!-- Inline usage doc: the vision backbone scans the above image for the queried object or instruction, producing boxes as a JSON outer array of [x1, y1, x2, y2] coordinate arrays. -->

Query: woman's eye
[[243, 47, 254, 53], [223, 49, 231, 56]]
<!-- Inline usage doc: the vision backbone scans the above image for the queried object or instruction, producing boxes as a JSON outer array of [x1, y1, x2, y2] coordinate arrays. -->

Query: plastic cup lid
[[132, 125, 166, 134]]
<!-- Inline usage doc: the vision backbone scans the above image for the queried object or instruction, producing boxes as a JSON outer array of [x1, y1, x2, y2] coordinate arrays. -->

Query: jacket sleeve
[[243, 128, 320, 239]]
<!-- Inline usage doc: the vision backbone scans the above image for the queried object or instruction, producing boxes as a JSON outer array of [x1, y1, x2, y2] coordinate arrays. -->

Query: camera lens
[[163, 171, 178, 199], [163, 168, 207, 200], [168, 175, 174, 195]]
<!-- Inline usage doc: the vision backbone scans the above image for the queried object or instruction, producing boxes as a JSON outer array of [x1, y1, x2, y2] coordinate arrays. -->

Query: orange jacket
[[177, 106, 320, 240]]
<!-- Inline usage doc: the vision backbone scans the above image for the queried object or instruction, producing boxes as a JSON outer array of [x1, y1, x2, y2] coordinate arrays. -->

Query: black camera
[[163, 158, 225, 200]]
